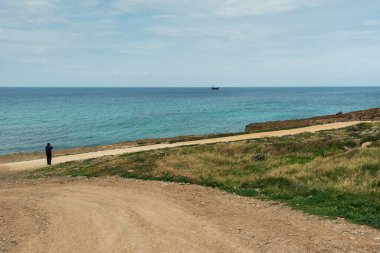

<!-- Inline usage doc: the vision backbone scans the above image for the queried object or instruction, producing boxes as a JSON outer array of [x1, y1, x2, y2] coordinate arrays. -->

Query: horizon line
[[1, 85, 380, 88]]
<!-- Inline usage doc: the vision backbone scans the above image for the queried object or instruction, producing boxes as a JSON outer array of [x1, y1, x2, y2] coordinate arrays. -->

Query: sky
[[1, 0, 380, 87]]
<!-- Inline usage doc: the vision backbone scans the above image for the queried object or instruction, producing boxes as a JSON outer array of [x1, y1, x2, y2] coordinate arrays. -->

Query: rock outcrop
[[245, 108, 380, 133]]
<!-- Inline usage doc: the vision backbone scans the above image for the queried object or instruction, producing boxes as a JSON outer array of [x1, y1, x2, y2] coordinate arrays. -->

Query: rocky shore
[[245, 108, 380, 133]]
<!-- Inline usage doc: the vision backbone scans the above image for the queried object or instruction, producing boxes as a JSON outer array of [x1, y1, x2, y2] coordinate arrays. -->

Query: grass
[[30, 123, 380, 229]]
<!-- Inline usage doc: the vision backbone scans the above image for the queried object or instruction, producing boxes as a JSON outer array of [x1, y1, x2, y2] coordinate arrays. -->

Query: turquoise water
[[0, 87, 379, 155]]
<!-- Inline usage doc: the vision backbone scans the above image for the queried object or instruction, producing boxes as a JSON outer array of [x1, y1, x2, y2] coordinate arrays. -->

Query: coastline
[[2, 87, 380, 158], [246, 107, 380, 132], [1, 107, 379, 164], [1, 118, 379, 250], [0, 121, 371, 172], [0, 132, 246, 164]]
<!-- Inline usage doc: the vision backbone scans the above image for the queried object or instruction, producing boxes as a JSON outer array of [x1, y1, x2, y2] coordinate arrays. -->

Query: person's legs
[[47, 154, 52, 165]]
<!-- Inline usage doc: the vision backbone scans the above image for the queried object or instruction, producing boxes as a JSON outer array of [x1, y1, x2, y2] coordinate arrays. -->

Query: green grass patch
[[361, 163, 380, 175], [283, 156, 314, 165]]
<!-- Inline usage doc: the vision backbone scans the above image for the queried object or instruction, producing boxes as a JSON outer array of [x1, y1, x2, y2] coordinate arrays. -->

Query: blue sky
[[1, 0, 380, 87]]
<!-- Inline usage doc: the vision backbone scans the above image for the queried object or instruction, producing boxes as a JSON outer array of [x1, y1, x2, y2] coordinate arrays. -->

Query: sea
[[0, 87, 379, 155]]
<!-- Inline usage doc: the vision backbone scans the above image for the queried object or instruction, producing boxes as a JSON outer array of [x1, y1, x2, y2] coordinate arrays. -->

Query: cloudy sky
[[1, 0, 380, 87]]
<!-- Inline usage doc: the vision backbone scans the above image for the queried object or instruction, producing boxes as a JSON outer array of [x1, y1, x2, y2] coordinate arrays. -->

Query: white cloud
[[110, 0, 331, 17], [23, 0, 56, 8], [149, 27, 181, 36], [363, 20, 380, 26], [153, 14, 175, 19], [1, 0, 379, 86], [4, 0, 60, 11], [215, 0, 306, 17]]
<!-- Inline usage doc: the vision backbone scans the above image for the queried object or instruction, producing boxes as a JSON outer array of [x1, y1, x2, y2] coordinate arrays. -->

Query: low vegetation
[[31, 123, 380, 229]]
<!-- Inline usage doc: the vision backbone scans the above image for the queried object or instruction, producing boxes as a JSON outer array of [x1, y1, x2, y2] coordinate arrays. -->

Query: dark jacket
[[45, 145, 53, 154]]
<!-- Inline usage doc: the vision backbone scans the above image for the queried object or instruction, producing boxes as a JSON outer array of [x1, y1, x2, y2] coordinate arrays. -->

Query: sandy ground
[[0, 121, 369, 172], [0, 177, 379, 253]]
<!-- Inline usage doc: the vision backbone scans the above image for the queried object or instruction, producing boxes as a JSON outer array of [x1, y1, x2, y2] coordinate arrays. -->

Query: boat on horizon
[[211, 86, 219, 90]]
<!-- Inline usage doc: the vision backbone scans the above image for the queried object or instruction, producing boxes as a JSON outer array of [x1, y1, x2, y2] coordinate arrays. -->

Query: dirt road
[[1, 177, 379, 253], [0, 121, 368, 172]]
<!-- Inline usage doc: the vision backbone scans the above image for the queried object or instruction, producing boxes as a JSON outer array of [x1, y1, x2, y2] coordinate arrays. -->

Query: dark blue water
[[0, 87, 379, 155]]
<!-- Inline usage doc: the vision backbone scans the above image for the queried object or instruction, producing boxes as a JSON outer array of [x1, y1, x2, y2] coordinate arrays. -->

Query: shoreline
[[0, 121, 371, 172], [1, 107, 379, 163], [246, 107, 380, 132], [0, 131, 246, 164]]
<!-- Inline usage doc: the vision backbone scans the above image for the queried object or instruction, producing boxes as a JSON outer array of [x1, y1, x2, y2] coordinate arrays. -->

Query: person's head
[[47, 143, 51, 147]]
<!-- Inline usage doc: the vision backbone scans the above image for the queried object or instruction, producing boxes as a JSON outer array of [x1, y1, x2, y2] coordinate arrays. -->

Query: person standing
[[45, 143, 53, 165]]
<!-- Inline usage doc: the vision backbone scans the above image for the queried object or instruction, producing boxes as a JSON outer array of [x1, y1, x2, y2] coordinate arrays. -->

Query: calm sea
[[0, 87, 379, 155]]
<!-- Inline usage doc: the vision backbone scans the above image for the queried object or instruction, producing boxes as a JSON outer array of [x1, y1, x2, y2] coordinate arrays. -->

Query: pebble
[[343, 146, 352, 152], [361, 142, 372, 148]]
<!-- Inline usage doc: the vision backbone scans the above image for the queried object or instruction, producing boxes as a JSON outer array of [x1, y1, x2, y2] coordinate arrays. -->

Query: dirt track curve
[[0, 121, 370, 172], [1, 178, 379, 253]]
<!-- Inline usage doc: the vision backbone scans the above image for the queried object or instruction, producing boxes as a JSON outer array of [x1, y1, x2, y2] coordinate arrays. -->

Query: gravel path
[[1, 177, 379, 253]]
